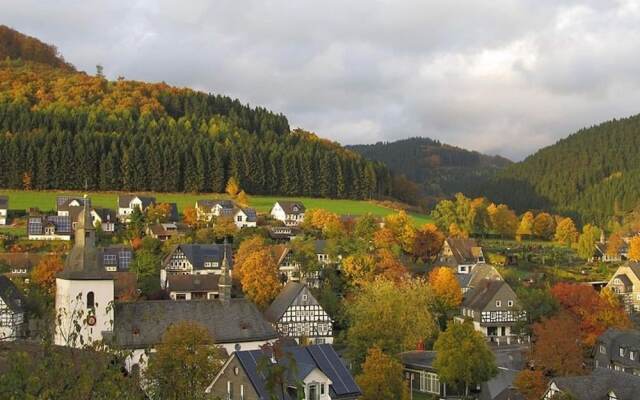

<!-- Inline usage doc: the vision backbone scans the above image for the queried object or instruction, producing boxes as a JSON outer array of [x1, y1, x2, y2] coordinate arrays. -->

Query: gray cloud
[[3, 0, 640, 160]]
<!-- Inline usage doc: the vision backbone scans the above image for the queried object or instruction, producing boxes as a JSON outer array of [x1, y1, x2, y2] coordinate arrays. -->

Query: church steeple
[[219, 240, 232, 304], [58, 195, 111, 280]]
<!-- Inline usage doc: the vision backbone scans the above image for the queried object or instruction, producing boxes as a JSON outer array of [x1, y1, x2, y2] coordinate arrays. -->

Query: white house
[[438, 237, 485, 274], [233, 207, 257, 228], [270, 201, 306, 226], [195, 199, 235, 222], [160, 243, 232, 289], [0, 276, 26, 341], [166, 274, 221, 300], [91, 208, 117, 233], [0, 196, 8, 225], [27, 215, 73, 241], [117, 195, 155, 222], [264, 282, 333, 344]]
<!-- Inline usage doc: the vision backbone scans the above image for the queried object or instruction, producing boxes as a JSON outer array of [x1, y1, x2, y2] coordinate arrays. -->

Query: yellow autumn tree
[[384, 211, 415, 253], [342, 253, 377, 284], [533, 213, 555, 240], [182, 206, 199, 227], [449, 223, 467, 238], [32, 254, 64, 294], [629, 236, 640, 261], [236, 190, 250, 207], [225, 177, 240, 198], [356, 347, 410, 400], [554, 217, 579, 247], [236, 248, 281, 309], [233, 235, 269, 282], [517, 211, 535, 240], [373, 227, 397, 250], [427, 266, 463, 310], [376, 248, 409, 283]]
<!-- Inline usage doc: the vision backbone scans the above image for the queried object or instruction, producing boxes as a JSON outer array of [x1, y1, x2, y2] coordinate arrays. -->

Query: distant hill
[[0, 25, 74, 70], [0, 27, 390, 200], [348, 137, 512, 199], [479, 115, 640, 225]]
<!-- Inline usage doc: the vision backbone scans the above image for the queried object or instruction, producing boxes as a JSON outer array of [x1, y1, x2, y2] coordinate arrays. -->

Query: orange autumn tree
[[531, 312, 584, 376], [235, 247, 281, 309], [629, 236, 640, 261], [375, 249, 409, 283], [428, 267, 463, 312], [551, 282, 630, 346], [233, 235, 270, 283], [606, 232, 625, 257], [182, 206, 199, 227], [514, 370, 548, 400], [412, 223, 445, 262], [303, 209, 343, 237], [146, 202, 172, 223], [31, 254, 64, 294], [373, 227, 397, 250]]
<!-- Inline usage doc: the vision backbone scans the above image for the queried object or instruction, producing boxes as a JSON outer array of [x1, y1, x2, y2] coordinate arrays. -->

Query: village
[[2, 185, 640, 400]]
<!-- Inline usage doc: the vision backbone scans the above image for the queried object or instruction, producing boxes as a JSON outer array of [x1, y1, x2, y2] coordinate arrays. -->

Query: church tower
[[54, 195, 114, 347], [218, 241, 232, 305]]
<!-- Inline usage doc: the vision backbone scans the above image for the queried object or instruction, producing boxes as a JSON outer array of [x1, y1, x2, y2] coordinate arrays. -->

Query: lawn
[[0, 190, 433, 225]]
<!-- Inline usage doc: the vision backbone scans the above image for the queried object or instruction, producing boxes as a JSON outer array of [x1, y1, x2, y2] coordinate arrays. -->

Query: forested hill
[[479, 114, 640, 225], [0, 25, 74, 70], [348, 137, 511, 198], [0, 27, 391, 199]]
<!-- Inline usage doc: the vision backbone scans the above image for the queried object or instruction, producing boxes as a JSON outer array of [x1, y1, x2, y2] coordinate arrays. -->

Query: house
[[264, 282, 333, 344], [0, 195, 8, 225], [54, 198, 276, 372], [146, 222, 182, 241], [274, 241, 329, 286], [271, 201, 306, 226], [117, 195, 155, 222], [166, 274, 221, 300], [27, 215, 73, 240], [233, 207, 257, 228], [102, 246, 133, 272], [268, 226, 300, 242], [0, 276, 26, 341], [195, 199, 235, 222], [160, 243, 232, 289], [605, 262, 640, 312], [542, 368, 640, 399], [457, 279, 526, 344], [400, 345, 526, 400], [594, 328, 640, 374], [56, 196, 87, 216], [206, 344, 362, 400], [438, 237, 485, 274], [457, 263, 503, 294], [91, 208, 117, 233]]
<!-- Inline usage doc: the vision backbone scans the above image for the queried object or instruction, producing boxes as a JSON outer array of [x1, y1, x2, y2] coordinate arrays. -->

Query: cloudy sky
[[4, 0, 640, 160]]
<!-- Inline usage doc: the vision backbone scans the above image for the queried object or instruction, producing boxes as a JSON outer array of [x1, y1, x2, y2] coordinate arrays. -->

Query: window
[[496, 300, 502, 308], [507, 300, 514, 307], [631, 351, 636, 361], [87, 292, 95, 308], [620, 347, 626, 357], [227, 381, 234, 399], [176, 294, 186, 300], [308, 384, 320, 400], [600, 345, 606, 354], [302, 294, 308, 301], [240, 385, 244, 400], [425, 372, 440, 394], [104, 254, 117, 265]]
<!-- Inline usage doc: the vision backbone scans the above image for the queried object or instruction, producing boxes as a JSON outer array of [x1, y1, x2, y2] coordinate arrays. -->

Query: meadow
[[0, 190, 433, 226]]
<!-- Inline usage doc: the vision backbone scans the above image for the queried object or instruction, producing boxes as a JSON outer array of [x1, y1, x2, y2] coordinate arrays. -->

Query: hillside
[[348, 137, 511, 199], [0, 27, 391, 200], [0, 25, 74, 70], [479, 114, 640, 225]]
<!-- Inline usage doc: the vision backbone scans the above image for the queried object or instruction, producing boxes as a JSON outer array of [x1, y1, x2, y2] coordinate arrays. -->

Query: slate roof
[[463, 279, 509, 310], [0, 276, 25, 313], [93, 208, 116, 222], [264, 282, 306, 323], [148, 223, 180, 238], [234, 344, 361, 399], [315, 239, 327, 254], [102, 245, 133, 271], [275, 201, 306, 215], [268, 226, 300, 241], [0, 196, 8, 209], [56, 197, 86, 212], [118, 195, 155, 209], [550, 368, 640, 400], [628, 262, 640, 280], [597, 328, 640, 369], [398, 350, 437, 371], [236, 207, 257, 222], [167, 274, 220, 292], [165, 202, 179, 222], [445, 237, 482, 264], [112, 299, 278, 348], [196, 199, 234, 211], [164, 244, 233, 270]]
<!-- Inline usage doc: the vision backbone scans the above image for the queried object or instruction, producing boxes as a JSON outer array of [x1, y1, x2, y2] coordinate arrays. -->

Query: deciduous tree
[[517, 211, 535, 240], [356, 347, 410, 400], [428, 267, 462, 312], [629, 236, 640, 261], [554, 217, 579, 247], [531, 312, 584, 376], [235, 247, 280, 308], [182, 206, 199, 227], [576, 224, 601, 260], [225, 177, 240, 198], [434, 321, 497, 396], [31, 254, 64, 294], [533, 213, 555, 240], [412, 223, 445, 262], [514, 370, 548, 400]]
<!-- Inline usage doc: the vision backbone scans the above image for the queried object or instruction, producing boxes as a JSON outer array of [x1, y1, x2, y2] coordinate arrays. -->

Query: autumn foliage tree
[[629, 236, 640, 261], [531, 312, 584, 376], [146, 202, 172, 223], [31, 254, 64, 294], [606, 232, 625, 258], [533, 213, 555, 240], [514, 370, 548, 400], [412, 223, 445, 262], [576, 224, 601, 260], [554, 217, 578, 247], [517, 211, 535, 240], [233, 236, 281, 308], [182, 206, 199, 227], [356, 347, 410, 400], [428, 267, 463, 314]]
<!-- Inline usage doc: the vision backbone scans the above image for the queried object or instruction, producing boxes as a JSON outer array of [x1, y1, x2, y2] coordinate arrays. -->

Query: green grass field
[[0, 189, 432, 225]]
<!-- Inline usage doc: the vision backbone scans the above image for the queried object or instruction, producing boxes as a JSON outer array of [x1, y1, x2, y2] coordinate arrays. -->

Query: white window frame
[[495, 300, 502, 308]]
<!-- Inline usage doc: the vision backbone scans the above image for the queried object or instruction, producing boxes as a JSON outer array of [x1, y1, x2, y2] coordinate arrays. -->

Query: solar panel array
[[119, 251, 132, 270], [48, 216, 72, 233], [307, 344, 361, 396], [28, 218, 43, 235]]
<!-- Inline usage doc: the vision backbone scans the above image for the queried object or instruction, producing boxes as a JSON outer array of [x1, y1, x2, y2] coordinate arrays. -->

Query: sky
[[4, 0, 640, 160]]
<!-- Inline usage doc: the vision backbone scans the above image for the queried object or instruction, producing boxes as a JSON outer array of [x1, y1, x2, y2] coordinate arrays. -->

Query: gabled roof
[[597, 328, 640, 368], [0, 196, 8, 209], [118, 195, 155, 209], [264, 282, 306, 323], [112, 299, 277, 348], [234, 344, 361, 400], [164, 202, 180, 222], [445, 237, 482, 265], [148, 223, 180, 237], [463, 279, 512, 310], [628, 262, 640, 280], [275, 201, 306, 215], [550, 368, 640, 400], [399, 350, 437, 370], [315, 239, 327, 254], [196, 199, 234, 210], [467, 264, 503, 289], [28, 215, 73, 234], [93, 208, 116, 222], [167, 274, 220, 292], [164, 244, 232, 270], [57, 197, 87, 212], [235, 207, 257, 222], [0, 276, 25, 313]]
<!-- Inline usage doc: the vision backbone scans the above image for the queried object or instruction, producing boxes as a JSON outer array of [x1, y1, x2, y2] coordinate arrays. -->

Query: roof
[[111, 299, 278, 348], [167, 274, 220, 292], [468, 264, 503, 289], [315, 239, 327, 254], [236, 207, 257, 222], [463, 279, 510, 310], [118, 195, 155, 209], [275, 201, 306, 215], [628, 262, 640, 280], [165, 244, 233, 270], [550, 368, 640, 400], [28, 215, 73, 235], [597, 328, 640, 368], [398, 350, 437, 370], [0, 196, 7, 209], [268, 227, 300, 240], [264, 282, 306, 323], [93, 208, 116, 222], [148, 223, 180, 237], [0, 276, 25, 313], [445, 237, 482, 264], [234, 344, 361, 399], [57, 197, 86, 212], [108, 271, 138, 300], [612, 274, 633, 288], [196, 199, 234, 210]]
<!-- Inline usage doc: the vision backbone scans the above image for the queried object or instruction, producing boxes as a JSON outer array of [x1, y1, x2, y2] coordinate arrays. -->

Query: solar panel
[[28, 218, 43, 235], [119, 251, 132, 270], [308, 344, 360, 395], [49, 216, 72, 233]]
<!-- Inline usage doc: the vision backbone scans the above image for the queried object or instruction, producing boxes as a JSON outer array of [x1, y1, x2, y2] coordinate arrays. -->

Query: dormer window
[[631, 351, 636, 361], [600, 345, 606, 354], [496, 300, 502, 308], [620, 347, 625, 357], [508, 300, 514, 307]]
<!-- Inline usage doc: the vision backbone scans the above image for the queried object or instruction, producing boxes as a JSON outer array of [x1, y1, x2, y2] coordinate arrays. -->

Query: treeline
[[0, 58, 390, 198], [478, 114, 640, 225], [349, 137, 512, 199], [0, 25, 74, 70]]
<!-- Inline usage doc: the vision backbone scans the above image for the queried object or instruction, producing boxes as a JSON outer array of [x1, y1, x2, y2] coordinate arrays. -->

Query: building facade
[[161, 243, 232, 288], [0, 276, 26, 341], [271, 201, 306, 226], [438, 237, 485, 274], [28, 215, 73, 240], [606, 262, 640, 312], [0, 195, 8, 225]]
